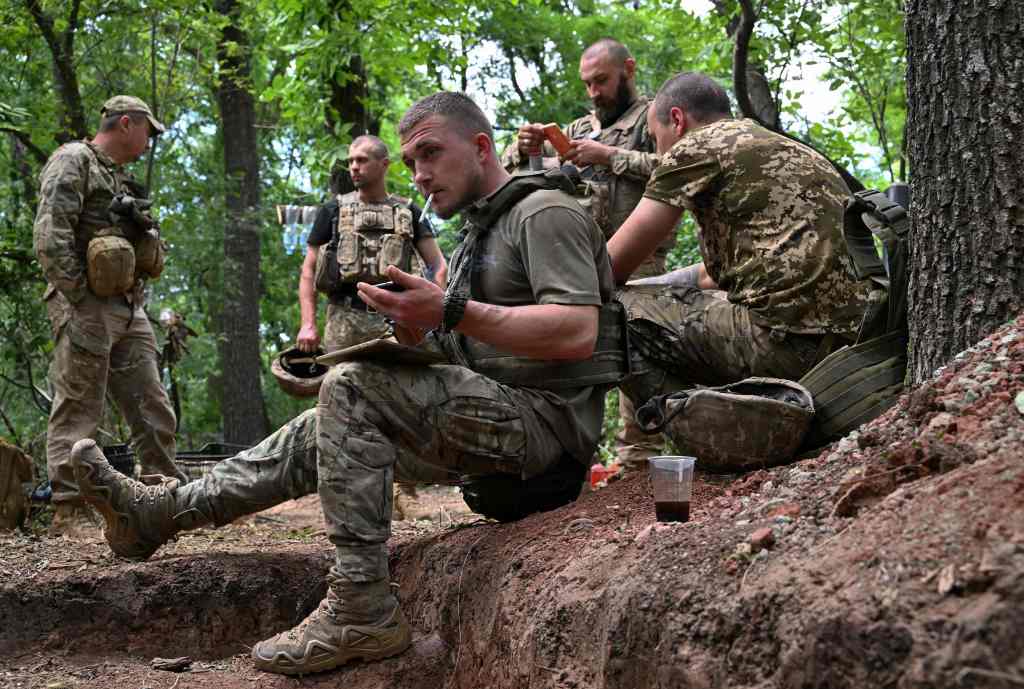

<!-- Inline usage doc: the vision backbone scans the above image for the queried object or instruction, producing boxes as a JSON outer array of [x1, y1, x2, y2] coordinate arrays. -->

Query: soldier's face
[[123, 116, 152, 162], [580, 53, 634, 126], [400, 115, 486, 220], [647, 106, 685, 156], [348, 142, 388, 189]]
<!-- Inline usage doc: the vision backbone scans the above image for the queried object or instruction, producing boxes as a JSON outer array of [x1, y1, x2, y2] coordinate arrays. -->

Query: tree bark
[[326, 53, 379, 195], [905, 0, 1024, 382], [213, 0, 269, 444]]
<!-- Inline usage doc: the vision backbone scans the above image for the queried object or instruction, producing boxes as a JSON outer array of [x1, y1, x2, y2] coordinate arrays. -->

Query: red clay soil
[[2, 315, 1023, 689]]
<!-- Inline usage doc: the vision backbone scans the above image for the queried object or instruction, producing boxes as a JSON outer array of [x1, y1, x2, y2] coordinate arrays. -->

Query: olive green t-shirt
[[461, 184, 615, 467], [644, 118, 871, 334]]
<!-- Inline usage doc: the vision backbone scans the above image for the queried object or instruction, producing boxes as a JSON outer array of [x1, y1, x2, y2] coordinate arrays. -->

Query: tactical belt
[[327, 285, 370, 311]]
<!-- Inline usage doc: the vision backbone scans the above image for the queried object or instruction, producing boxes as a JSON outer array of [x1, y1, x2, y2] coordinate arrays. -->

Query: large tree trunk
[[325, 53, 380, 195], [213, 0, 269, 444], [905, 0, 1024, 383]]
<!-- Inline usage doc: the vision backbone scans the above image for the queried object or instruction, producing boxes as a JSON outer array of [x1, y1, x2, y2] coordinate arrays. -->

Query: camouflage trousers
[[613, 253, 669, 468], [618, 286, 836, 414], [45, 289, 181, 504], [175, 361, 569, 581], [323, 301, 392, 352]]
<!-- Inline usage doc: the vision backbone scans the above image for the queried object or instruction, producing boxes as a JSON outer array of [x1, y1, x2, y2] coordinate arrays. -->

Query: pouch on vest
[[87, 233, 135, 297], [314, 241, 341, 294], [134, 230, 166, 280], [636, 377, 815, 473]]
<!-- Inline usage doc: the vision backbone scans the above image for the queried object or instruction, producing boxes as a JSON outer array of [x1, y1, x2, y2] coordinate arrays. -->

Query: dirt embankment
[[2, 317, 1023, 689]]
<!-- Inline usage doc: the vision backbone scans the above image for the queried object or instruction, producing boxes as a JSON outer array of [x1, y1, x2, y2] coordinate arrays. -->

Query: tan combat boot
[[252, 577, 412, 675], [48, 502, 101, 539], [71, 438, 204, 561]]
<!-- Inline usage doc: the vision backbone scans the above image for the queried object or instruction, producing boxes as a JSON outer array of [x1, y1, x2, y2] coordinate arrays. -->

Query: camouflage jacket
[[644, 118, 872, 334], [33, 141, 136, 303], [501, 97, 664, 240]]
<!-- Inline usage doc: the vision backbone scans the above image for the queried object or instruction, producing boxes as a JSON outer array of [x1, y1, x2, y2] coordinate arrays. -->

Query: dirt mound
[[2, 318, 1023, 688]]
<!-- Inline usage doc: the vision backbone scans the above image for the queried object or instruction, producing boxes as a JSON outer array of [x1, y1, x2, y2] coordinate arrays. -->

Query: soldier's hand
[[565, 139, 613, 167], [358, 266, 443, 333], [296, 324, 320, 352], [517, 123, 546, 158]]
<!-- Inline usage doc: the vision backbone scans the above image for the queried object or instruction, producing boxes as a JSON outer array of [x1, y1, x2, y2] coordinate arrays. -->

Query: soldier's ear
[[623, 57, 637, 79]]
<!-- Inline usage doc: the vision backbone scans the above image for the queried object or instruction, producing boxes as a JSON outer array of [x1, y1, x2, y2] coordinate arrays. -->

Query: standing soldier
[[503, 38, 672, 470], [295, 135, 447, 354], [34, 96, 186, 537]]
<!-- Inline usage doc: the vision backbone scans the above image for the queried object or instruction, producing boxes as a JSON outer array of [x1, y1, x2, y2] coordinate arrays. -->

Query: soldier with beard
[[503, 38, 673, 469]]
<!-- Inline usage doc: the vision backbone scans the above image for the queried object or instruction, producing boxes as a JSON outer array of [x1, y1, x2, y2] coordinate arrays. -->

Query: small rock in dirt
[[151, 656, 192, 672], [749, 527, 776, 552], [936, 564, 960, 596], [927, 412, 955, 431], [767, 502, 801, 520], [761, 481, 774, 494], [734, 542, 753, 557], [1015, 391, 1024, 416]]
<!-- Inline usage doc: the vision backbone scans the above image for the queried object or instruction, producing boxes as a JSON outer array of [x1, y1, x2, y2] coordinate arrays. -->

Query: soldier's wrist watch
[[438, 292, 469, 334]]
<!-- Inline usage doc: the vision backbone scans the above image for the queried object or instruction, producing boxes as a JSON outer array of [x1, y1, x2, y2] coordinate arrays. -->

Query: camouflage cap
[[100, 95, 166, 135]]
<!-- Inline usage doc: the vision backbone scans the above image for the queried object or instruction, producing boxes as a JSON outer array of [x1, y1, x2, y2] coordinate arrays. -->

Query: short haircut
[[398, 92, 493, 145], [350, 134, 389, 160], [98, 111, 148, 133], [654, 72, 732, 125], [582, 38, 632, 66]]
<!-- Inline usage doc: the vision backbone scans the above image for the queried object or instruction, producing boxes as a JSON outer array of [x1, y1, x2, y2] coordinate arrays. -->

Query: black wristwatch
[[439, 292, 469, 334]]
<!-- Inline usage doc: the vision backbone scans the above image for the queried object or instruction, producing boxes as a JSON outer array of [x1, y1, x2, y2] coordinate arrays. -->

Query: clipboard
[[315, 339, 448, 366]]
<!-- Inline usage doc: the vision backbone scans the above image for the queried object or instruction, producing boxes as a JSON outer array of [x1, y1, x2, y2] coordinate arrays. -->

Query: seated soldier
[[608, 71, 872, 403], [70, 92, 621, 676]]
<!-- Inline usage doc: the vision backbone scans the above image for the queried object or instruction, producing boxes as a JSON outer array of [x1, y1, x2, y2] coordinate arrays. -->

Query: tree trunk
[[905, 0, 1024, 383], [326, 53, 380, 195], [213, 0, 269, 444]]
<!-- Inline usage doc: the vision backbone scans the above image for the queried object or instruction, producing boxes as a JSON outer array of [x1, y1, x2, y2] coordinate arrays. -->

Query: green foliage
[[0, 0, 909, 461]]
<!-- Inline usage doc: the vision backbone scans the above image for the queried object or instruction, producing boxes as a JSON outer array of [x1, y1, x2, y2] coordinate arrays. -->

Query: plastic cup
[[649, 456, 696, 523]]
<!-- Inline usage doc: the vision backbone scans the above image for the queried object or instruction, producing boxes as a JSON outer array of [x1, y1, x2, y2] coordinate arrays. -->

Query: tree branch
[[1, 127, 47, 164], [25, 0, 87, 140]]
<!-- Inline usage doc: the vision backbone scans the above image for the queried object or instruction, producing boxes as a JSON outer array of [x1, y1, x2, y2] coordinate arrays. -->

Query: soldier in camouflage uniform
[[33, 96, 185, 538], [72, 92, 619, 676], [296, 135, 447, 354], [503, 38, 675, 468], [608, 72, 872, 408]]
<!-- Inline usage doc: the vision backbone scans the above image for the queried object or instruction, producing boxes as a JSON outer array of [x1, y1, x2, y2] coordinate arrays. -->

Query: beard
[[435, 166, 487, 220], [594, 77, 635, 128]]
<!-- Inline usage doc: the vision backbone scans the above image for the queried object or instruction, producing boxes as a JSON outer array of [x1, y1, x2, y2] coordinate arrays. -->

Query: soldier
[[295, 134, 447, 354], [72, 91, 624, 676], [609, 72, 872, 404], [503, 38, 675, 469], [32, 96, 186, 538]]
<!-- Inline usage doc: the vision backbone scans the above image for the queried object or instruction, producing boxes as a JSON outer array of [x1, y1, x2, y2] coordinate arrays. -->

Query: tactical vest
[[567, 98, 652, 239], [437, 169, 629, 391], [329, 192, 417, 286]]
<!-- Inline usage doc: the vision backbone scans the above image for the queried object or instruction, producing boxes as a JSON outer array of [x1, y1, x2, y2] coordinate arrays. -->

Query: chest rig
[[335, 192, 415, 283]]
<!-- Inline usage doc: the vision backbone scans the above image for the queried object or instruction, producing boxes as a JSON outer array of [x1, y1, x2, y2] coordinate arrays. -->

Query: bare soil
[[2, 315, 1023, 689]]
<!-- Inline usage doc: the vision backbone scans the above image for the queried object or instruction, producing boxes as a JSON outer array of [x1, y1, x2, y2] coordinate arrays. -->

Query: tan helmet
[[87, 234, 135, 296], [271, 346, 328, 398]]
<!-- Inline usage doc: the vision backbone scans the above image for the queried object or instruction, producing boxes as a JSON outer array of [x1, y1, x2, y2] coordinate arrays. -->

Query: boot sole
[[252, 626, 412, 675]]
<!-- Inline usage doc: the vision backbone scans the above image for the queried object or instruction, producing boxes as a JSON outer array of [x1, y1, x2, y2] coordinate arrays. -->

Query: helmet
[[271, 347, 328, 398], [86, 234, 135, 296], [635, 377, 815, 473]]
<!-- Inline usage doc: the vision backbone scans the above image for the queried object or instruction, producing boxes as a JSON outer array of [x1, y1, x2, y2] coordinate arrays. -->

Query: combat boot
[[48, 502, 101, 539], [252, 577, 412, 675], [71, 438, 209, 561]]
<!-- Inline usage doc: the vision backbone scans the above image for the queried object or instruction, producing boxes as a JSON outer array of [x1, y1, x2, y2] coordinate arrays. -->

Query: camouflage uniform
[[167, 178, 613, 578], [502, 97, 675, 466], [33, 141, 182, 505], [620, 118, 872, 406]]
